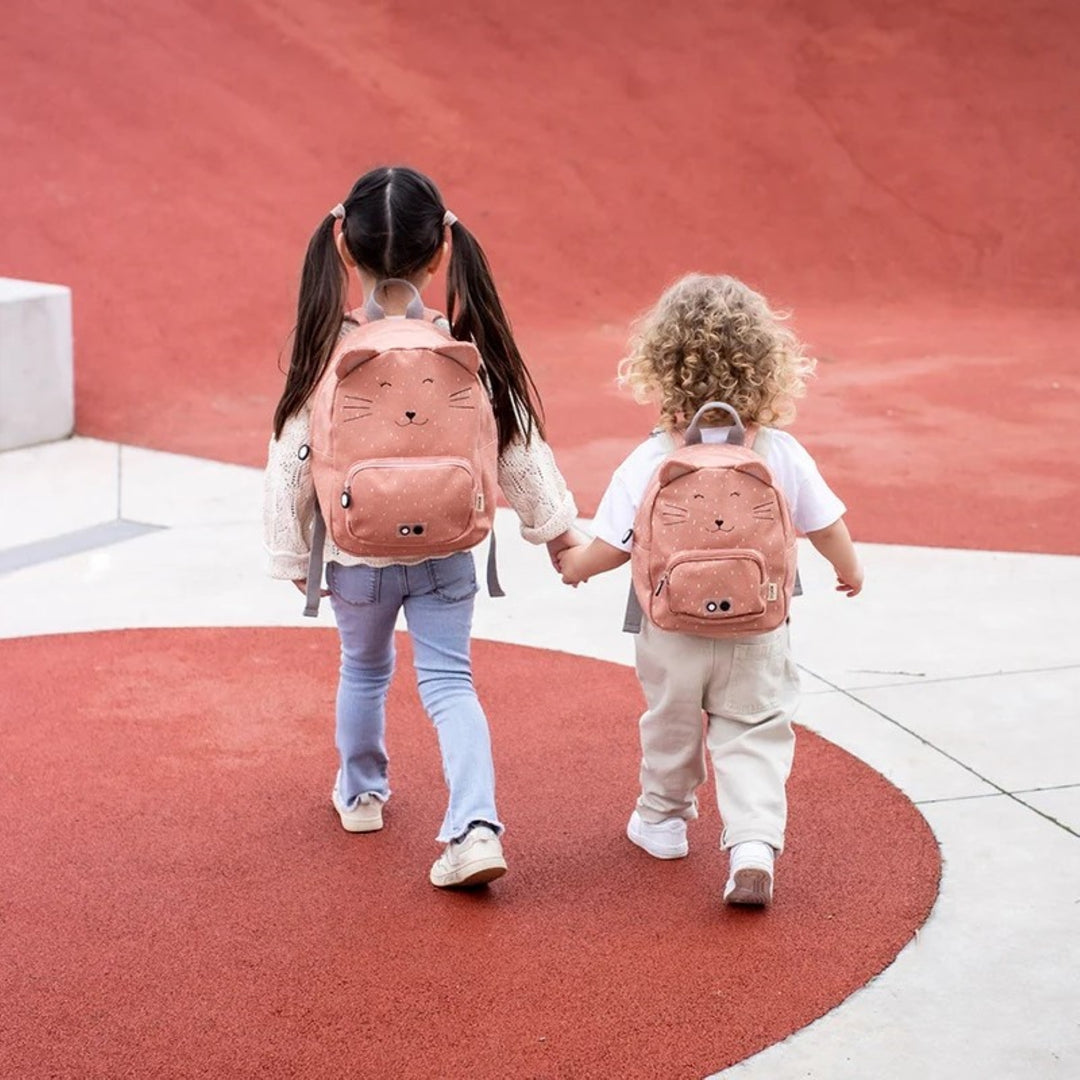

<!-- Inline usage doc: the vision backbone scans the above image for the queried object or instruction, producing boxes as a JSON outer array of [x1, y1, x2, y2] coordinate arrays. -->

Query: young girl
[[264, 166, 579, 888], [557, 274, 863, 906]]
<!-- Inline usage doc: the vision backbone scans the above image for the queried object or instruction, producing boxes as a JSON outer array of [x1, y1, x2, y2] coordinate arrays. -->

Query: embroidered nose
[[405, 411, 416, 420], [715, 519, 724, 528]]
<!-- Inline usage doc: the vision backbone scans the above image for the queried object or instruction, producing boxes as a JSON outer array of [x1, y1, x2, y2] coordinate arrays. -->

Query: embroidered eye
[[378, 380, 392, 388], [730, 491, 741, 497], [422, 377, 435, 384], [693, 494, 705, 500]]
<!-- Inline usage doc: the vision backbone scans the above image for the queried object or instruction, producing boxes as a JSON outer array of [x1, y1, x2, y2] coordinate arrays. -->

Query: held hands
[[555, 537, 630, 587], [545, 528, 587, 577], [555, 544, 591, 587]]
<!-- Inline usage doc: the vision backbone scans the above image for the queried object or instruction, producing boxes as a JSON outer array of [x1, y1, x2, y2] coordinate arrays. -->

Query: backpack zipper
[[341, 456, 475, 500]]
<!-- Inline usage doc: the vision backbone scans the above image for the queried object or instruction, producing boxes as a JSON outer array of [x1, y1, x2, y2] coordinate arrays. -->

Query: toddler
[[558, 274, 862, 905]]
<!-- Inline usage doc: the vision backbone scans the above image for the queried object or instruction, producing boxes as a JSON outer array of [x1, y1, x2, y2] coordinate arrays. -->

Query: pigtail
[[272, 214, 347, 438], [446, 221, 545, 453]]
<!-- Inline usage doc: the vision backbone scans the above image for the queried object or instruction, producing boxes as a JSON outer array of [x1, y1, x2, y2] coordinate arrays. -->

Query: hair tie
[[443, 210, 457, 228], [330, 203, 346, 221]]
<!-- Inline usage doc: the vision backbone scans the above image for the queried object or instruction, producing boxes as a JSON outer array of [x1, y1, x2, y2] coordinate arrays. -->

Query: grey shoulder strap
[[303, 507, 327, 617], [623, 584, 643, 634], [485, 530, 504, 598]]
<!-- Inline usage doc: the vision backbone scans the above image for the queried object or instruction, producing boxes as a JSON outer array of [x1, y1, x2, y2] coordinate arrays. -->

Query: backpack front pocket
[[660, 551, 768, 622], [340, 457, 480, 549]]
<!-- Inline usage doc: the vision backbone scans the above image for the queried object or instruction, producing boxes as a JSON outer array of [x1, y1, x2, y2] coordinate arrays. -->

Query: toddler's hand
[[835, 564, 864, 597]]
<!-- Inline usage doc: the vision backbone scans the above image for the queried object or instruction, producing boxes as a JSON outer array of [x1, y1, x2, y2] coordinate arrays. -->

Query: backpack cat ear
[[736, 460, 772, 485], [336, 348, 379, 378], [435, 343, 481, 374], [658, 459, 698, 485]]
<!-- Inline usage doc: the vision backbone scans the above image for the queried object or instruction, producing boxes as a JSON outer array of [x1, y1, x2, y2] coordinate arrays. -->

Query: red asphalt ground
[[0, 630, 939, 1080], [0, 1, 1074, 1075], [3, 1, 1078, 552]]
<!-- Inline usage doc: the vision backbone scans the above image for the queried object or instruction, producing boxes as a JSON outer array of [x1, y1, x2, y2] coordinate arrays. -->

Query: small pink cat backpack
[[626, 401, 797, 637], [301, 280, 500, 615]]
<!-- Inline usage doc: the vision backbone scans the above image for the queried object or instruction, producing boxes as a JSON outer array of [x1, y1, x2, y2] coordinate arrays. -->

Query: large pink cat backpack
[[625, 401, 798, 637], [301, 280, 501, 616]]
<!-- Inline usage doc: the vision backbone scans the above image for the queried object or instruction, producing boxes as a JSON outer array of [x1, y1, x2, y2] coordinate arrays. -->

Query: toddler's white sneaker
[[626, 810, 689, 859], [723, 840, 775, 906]]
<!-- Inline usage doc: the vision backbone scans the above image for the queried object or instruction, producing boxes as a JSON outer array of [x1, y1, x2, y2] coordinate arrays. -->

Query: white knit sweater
[[262, 403, 578, 579]]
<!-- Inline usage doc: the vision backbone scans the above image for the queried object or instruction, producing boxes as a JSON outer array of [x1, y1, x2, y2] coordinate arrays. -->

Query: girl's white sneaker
[[723, 840, 775, 905], [331, 787, 384, 833], [626, 810, 689, 859], [430, 825, 507, 888]]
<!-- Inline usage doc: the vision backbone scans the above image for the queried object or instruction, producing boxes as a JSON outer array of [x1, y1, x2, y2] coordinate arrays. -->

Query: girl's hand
[[293, 578, 330, 597]]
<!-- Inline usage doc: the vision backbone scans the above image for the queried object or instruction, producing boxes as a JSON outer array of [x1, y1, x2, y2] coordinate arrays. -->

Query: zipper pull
[[654, 576, 666, 596]]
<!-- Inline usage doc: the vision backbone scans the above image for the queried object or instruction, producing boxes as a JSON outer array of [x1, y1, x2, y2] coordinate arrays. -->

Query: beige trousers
[[633, 619, 800, 852]]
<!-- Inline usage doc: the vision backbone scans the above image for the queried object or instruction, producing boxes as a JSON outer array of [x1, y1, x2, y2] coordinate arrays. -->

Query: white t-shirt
[[591, 426, 846, 553]]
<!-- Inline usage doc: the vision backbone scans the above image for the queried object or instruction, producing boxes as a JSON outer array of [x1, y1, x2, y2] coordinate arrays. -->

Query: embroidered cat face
[[334, 344, 478, 448], [656, 461, 778, 544]]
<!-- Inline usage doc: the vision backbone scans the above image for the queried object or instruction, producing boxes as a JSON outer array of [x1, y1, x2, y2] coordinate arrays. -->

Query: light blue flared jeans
[[327, 551, 501, 843]]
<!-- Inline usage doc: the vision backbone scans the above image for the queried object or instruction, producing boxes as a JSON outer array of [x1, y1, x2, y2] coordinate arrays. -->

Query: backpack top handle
[[684, 401, 746, 447], [363, 278, 426, 321]]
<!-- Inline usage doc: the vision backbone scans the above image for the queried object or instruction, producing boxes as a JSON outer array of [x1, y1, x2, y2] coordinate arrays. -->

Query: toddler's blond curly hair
[[617, 274, 815, 431]]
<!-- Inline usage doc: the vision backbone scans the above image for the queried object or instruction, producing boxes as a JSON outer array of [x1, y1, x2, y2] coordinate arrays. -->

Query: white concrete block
[[0, 278, 74, 452]]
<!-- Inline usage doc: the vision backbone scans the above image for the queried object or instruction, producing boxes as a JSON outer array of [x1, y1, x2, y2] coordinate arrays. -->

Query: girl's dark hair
[[273, 166, 544, 452]]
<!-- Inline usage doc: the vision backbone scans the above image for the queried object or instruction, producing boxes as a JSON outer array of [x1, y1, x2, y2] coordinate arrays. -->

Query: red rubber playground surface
[[0, 2, 1076, 1076], [1, 629, 939, 1079], [4, 0, 1079, 554]]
